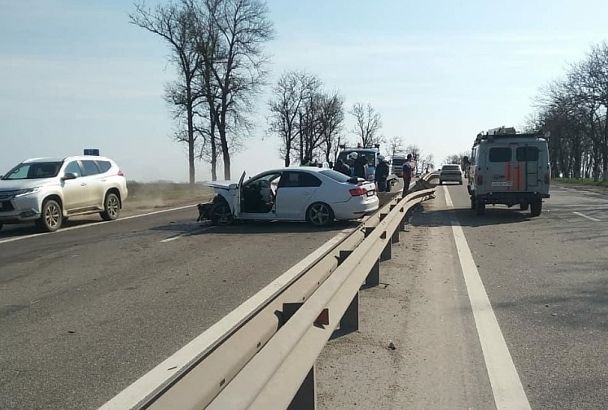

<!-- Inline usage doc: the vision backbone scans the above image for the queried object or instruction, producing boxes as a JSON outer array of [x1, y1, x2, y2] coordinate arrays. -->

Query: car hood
[[0, 178, 58, 191], [206, 180, 238, 189]]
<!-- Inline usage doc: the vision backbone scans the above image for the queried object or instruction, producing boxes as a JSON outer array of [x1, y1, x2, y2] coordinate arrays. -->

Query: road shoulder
[[317, 189, 495, 409]]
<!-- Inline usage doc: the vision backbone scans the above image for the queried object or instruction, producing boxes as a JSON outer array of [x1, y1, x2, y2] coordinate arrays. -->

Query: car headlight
[[14, 188, 40, 197]]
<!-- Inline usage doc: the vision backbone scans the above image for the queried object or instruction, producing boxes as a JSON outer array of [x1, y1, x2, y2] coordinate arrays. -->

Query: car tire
[[100, 192, 121, 221], [307, 202, 334, 227], [39, 199, 63, 232], [530, 200, 542, 217], [476, 199, 485, 215], [210, 200, 234, 225], [519, 203, 529, 211]]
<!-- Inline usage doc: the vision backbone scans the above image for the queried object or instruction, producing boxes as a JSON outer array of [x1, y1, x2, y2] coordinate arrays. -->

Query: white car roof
[[23, 156, 115, 164]]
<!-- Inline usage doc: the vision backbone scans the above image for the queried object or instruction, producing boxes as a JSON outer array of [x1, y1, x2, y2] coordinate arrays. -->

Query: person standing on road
[[375, 155, 390, 192], [402, 153, 414, 197], [353, 152, 367, 179], [334, 159, 351, 176]]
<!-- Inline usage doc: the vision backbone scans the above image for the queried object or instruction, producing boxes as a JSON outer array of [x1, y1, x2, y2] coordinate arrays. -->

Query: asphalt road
[[317, 182, 607, 409], [435, 183, 607, 409], [0, 205, 359, 409]]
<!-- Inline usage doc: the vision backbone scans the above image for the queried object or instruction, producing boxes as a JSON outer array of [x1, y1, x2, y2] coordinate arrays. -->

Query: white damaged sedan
[[198, 167, 379, 227]]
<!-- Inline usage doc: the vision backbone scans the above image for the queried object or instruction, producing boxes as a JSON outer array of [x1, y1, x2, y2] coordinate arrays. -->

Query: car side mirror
[[229, 183, 238, 190], [62, 172, 78, 180]]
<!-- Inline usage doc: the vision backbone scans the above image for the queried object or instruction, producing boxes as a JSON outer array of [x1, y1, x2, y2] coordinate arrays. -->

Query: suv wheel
[[530, 200, 542, 217], [101, 192, 121, 221], [40, 199, 63, 232], [519, 203, 529, 211]]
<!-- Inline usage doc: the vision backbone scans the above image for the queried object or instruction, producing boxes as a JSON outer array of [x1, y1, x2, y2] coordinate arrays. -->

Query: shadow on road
[[151, 219, 360, 236], [0, 218, 103, 239], [412, 205, 532, 228]]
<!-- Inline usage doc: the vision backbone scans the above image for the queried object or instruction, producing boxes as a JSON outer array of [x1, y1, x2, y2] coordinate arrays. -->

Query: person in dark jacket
[[353, 153, 368, 179], [375, 155, 390, 192], [334, 159, 351, 176], [402, 153, 414, 197]]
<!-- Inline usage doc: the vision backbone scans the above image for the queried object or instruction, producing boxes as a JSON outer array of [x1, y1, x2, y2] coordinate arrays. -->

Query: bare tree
[[388, 136, 404, 157], [268, 71, 318, 166], [194, 0, 274, 179], [131, 1, 202, 184], [318, 91, 344, 163], [350, 102, 383, 147]]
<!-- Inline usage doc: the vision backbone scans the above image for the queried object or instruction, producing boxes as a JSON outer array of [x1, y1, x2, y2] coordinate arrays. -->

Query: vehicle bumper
[[439, 174, 463, 182], [332, 195, 380, 220], [0, 195, 42, 223], [475, 191, 550, 205]]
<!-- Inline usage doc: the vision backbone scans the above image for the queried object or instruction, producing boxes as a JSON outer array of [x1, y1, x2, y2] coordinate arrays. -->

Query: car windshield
[[2, 162, 63, 180], [442, 165, 460, 171], [320, 169, 351, 182], [337, 151, 377, 167]]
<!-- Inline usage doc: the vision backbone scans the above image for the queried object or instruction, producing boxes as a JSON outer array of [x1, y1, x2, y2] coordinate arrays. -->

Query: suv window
[[81, 160, 100, 176], [489, 147, 512, 162], [96, 160, 112, 173], [2, 162, 62, 180], [516, 147, 539, 161], [64, 161, 82, 177]]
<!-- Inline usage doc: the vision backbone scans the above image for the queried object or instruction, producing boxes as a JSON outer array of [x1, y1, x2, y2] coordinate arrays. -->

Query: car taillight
[[117, 169, 125, 177], [476, 174, 483, 185], [349, 186, 368, 196]]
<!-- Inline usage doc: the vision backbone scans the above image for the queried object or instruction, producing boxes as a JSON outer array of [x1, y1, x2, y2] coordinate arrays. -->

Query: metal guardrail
[[101, 177, 435, 410]]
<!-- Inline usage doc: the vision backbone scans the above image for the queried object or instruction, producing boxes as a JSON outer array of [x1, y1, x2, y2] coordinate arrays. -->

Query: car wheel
[[40, 199, 63, 232], [307, 202, 334, 227], [100, 192, 121, 221], [476, 199, 485, 215], [211, 200, 234, 225], [530, 200, 542, 217], [519, 203, 529, 211]]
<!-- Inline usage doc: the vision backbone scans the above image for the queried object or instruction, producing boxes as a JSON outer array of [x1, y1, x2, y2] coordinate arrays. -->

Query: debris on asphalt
[[388, 340, 396, 350]]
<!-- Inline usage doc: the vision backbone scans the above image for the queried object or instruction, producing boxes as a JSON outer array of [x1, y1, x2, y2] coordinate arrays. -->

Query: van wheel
[[40, 199, 63, 232], [519, 203, 529, 211], [530, 200, 542, 217], [476, 199, 485, 215], [101, 192, 121, 221]]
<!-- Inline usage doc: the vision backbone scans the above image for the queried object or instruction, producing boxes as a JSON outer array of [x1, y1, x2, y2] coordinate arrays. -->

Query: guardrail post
[[288, 365, 317, 410], [365, 259, 380, 287], [340, 292, 359, 333], [380, 231, 391, 261], [391, 229, 400, 244]]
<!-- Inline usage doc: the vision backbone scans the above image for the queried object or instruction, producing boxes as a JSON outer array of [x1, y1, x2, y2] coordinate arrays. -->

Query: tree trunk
[[210, 107, 218, 181], [186, 84, 195, 185]]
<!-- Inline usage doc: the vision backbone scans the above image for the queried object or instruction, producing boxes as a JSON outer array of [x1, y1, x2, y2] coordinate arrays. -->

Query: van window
[[96, 160, 112, 173], [489, 147, 511, 162], [516, 147, 539, 161]]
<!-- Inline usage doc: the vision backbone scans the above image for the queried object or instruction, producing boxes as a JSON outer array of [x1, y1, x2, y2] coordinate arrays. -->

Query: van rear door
[[515, 145, 540, 191], [486, 146, 514, 193]]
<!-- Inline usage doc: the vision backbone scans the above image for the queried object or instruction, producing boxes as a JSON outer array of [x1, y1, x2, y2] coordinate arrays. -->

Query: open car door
[[234, 171, 246, 218]]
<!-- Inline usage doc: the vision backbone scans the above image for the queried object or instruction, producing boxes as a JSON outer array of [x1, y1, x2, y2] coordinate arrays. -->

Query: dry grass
[[125, 181, 213, 210]]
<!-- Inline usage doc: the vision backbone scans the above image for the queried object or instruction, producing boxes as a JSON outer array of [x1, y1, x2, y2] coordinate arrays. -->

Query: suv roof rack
[[475, 126, 545, 145]]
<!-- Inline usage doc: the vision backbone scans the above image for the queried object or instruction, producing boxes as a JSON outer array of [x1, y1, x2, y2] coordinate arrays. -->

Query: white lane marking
[[160, 225, 215, 243], [100, 227, 355, 410], [0, 204, 198, 246], [443, 186, 531, 410], [572, 211, 600, 222]]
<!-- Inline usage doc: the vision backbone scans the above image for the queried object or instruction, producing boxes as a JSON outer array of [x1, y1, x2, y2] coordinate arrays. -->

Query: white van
[[467, 128, 550, 216]]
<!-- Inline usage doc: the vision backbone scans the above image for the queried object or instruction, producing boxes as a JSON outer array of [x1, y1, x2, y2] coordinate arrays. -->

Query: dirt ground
[[123, 182, 213, 212]]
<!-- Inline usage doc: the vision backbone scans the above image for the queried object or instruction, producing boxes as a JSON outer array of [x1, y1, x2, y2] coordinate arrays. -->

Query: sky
[[1, 0, 607, 182]]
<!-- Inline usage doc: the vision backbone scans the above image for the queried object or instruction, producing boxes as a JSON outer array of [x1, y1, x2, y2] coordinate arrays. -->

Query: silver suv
[[0, 156, 128, 232]]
